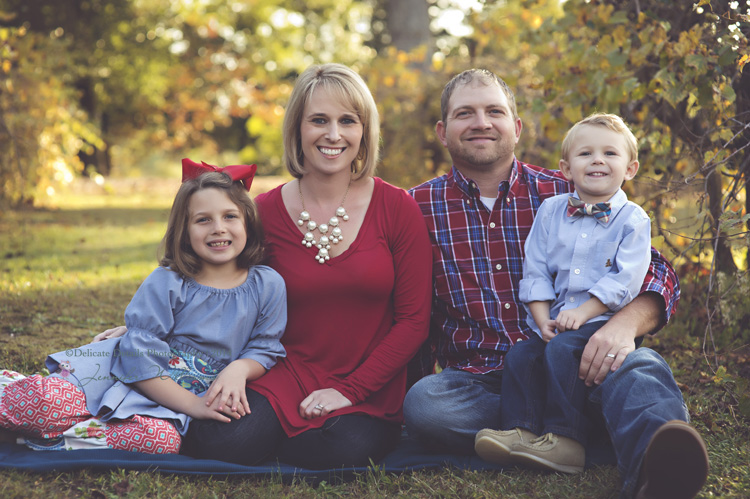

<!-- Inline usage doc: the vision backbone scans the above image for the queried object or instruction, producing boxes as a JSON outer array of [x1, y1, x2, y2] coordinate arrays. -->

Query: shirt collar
[[570, 188, 628, 212], [450, 158, 519, 200], [450, 165, 480, 198]]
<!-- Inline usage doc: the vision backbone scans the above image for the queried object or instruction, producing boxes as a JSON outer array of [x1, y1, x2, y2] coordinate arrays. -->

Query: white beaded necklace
[[297, 177, 351, 264]]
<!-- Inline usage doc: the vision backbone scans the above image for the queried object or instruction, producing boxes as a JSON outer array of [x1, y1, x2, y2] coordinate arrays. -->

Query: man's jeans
[[403, 347, 688, 498]]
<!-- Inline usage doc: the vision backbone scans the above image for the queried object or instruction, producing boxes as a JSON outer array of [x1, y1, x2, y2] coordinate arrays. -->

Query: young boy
[[475, 113, 651, 473]]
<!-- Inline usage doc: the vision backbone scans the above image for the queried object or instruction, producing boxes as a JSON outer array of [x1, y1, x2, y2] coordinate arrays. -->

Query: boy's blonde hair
[[282, 63, 380, 181], [561, 113, 638, 163]]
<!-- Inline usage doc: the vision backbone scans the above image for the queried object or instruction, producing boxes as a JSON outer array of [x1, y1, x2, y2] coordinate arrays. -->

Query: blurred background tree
[[0, 0, 748, 350]]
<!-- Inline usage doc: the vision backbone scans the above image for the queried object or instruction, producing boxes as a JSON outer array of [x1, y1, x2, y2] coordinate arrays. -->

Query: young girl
[[0, 161, 287, 453]]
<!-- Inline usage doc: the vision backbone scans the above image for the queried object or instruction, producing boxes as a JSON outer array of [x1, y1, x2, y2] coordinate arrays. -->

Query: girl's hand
[[93, 326, 127, 342], [203, 360, 254, 417], [299, 388, 352, 420], [135, 376, 239, 423], [189, 396, 240, 422]]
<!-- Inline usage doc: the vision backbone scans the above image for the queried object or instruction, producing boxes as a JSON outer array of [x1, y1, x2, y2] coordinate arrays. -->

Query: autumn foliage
[[0, 0, 748, 350]]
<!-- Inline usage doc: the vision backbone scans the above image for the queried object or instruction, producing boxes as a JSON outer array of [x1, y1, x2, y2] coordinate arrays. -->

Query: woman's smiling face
[[299, 87, 364, 177]]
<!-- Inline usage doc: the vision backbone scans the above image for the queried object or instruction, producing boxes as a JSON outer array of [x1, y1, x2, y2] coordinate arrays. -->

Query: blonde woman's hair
[[282, 63, 380, 180], [561, 113, 639, 163]]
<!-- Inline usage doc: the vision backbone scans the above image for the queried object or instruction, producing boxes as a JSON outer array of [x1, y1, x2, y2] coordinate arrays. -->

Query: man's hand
[[578, 292, 664, 386], [578, 323, 637, 387]]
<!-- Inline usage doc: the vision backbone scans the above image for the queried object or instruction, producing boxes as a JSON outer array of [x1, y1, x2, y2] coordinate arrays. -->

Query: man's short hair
[[440, 69, 519, 124]]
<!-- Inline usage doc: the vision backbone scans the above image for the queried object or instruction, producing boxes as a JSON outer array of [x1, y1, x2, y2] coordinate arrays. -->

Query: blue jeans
[[185, 388, 400, 469], [501, 321, 607, 445], [403, 347, 688, 498]]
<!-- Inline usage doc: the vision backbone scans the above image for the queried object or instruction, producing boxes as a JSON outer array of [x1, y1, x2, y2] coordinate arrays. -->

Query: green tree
[[460, 0, 749, 347], [0, 25, 103, 206]]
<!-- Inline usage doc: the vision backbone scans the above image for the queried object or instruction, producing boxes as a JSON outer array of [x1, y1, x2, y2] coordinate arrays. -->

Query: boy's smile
[[559, 124, 639, 204]]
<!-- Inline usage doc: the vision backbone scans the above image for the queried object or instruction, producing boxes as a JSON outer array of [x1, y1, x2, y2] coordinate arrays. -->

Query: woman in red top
[[100, 64, 431, 468], [192, 63, 433, 468]]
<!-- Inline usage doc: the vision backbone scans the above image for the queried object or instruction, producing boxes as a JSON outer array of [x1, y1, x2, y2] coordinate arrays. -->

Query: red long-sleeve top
[[249, 177, 432, 436]]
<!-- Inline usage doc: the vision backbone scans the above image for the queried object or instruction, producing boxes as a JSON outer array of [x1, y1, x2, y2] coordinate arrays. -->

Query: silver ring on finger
[[606, 353, 616, 358], [314, 404, 324, 411]]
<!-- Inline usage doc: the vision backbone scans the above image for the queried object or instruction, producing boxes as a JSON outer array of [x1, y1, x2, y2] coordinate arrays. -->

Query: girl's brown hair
[[159, 172, 264, 278]]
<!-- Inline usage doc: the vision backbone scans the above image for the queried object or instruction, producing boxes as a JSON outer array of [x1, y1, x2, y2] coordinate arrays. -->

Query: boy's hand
[[540, 319, 558, 342], [555, 308, 587, 331]]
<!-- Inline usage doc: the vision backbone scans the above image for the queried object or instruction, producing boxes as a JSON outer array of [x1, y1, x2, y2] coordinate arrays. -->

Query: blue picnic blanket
[[0, 435, 616, 482]]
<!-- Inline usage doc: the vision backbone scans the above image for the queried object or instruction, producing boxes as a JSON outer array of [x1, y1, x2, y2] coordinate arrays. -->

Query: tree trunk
[[735, 62, 750, 267], [383, 0, 432, 52], [707, 169, 738, 274]]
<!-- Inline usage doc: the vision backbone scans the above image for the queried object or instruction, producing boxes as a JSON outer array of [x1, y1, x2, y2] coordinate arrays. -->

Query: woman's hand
[[93, 326, 127, 342], [299, 388, 352, 420]]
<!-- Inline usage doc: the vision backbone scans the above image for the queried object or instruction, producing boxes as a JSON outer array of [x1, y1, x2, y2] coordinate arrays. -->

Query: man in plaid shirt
[[404, 69, 708, 499]]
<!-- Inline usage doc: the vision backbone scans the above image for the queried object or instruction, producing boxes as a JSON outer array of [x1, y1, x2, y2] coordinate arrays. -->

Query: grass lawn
[[0, 178, 748, 498]]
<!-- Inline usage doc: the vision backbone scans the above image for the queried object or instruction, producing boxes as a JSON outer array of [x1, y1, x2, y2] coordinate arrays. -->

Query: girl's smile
[[188, 187, 247, 275]]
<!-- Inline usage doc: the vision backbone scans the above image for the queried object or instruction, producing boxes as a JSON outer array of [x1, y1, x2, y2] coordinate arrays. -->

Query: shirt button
[[504, 303, 511, 309], [466, 199, 470, 205], [489, 222, 496, 228], [569, 297, 575, 302], [574, 269, 581, 274], [516, 338, 523, 343], [495, 264, 503, 270], [581, 233, 588, 238]]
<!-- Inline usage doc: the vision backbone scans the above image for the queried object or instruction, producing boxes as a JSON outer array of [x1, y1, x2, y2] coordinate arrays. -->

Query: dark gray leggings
[[183, 388, 401, 469]]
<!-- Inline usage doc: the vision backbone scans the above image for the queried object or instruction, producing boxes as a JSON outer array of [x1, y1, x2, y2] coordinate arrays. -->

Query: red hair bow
[[181, 158, 257, 191]]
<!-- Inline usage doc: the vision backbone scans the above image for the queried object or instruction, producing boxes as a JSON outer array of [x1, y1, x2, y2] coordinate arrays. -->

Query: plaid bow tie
[[567, 197, 611, 225]]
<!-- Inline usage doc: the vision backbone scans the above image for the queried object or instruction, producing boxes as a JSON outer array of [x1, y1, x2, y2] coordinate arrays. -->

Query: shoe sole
[[637, 420, 709, 498], [475, 435, 514, 465], [510, 449, 584, 474]]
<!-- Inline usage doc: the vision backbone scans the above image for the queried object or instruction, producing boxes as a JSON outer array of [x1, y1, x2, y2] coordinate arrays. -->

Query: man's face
[[436, 81, 522, 175]]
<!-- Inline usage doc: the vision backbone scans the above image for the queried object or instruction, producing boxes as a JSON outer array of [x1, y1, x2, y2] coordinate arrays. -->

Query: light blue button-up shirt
[[518, 189, 651, 338]]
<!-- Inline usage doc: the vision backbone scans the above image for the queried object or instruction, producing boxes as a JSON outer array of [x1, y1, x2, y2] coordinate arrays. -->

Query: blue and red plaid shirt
[[408, 159, 680, 376]]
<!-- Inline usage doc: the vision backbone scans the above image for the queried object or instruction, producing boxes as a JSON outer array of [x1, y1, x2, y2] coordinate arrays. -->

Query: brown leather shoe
[[635, 421, 709, 499], [474, 427, 538, 465], [510, 432, 585, 474]]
